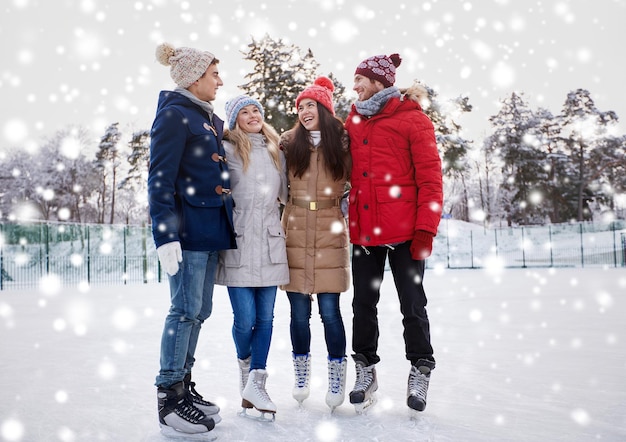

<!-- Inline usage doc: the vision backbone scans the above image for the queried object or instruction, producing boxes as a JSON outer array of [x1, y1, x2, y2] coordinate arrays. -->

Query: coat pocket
[[267, 225, 288, 264], [375, 185, 417, 236]]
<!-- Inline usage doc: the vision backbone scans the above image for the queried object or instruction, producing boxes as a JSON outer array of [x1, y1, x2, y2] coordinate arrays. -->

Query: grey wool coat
[[215, 133, 290, 287]]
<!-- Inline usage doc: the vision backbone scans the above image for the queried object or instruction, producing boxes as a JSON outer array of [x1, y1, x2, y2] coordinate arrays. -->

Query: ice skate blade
[[238, 407, 276, 422], [408, 408, 423, 420], [353, 395, 377, 415], [160, 425, 217, 440]]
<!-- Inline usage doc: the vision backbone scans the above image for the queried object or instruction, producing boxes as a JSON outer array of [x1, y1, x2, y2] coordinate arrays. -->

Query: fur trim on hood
[[400, 81, 430, 110]]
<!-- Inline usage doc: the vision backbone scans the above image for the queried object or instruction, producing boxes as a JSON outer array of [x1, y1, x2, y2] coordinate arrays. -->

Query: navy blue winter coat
[[148, 90, 236, 251]]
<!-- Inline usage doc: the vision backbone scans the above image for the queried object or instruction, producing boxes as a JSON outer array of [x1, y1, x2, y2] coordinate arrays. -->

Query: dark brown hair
[[286, 103, 349, 181]]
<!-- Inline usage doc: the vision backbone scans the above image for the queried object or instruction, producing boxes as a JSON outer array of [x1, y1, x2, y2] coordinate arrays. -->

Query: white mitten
[[156, 241, 183, 276]]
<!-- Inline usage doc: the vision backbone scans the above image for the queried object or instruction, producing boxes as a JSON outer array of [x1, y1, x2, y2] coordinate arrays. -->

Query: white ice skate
[[237, 356, 251, 395], [239, 369, 276, 422], [325, 356, 347, 412], [292, 353, 311, 405]]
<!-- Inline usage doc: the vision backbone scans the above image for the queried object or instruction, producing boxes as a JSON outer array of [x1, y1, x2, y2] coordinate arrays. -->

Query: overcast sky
[[2, 0, 625, 150]]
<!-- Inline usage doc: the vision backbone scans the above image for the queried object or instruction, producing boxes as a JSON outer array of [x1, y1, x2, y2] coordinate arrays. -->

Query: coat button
[[363, 139, 368, 144], [364, 204, 369, 209], [211, 152, 225, 162], [363, 171, 368, 177]]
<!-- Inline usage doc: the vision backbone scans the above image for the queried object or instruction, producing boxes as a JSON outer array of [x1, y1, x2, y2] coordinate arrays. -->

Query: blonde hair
[[225, 123, 282, 172]]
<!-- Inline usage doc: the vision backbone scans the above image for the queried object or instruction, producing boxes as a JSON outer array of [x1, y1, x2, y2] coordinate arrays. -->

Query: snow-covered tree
[[94, 123, 122, 224], [558, 89, 621, 221], [118, 129, 151, 224], [239, 35, 319, 132], [327, 72, 352, 121], [0, 148, 42, 220], [477, 133, 505, 225], [44, 126, 100, 223], [0, 126, 98, 222], [488, 92, 549, 225], [531, 107, 572, 222]]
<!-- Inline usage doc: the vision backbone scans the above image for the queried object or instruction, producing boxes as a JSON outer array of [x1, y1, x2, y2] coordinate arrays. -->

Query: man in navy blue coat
[[148, 42, 236, 436]]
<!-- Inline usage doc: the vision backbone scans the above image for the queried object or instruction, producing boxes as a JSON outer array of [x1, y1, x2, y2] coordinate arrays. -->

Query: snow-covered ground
[[1, 267, 625, 441]]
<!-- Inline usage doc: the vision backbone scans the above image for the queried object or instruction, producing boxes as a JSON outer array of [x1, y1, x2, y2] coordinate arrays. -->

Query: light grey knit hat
[[155, 42, 215, 89], [225, 95, 265, 130]]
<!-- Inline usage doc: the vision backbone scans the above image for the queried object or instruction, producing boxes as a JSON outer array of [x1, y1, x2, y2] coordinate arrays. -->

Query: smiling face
[[353, 74, 385, 101], [235, 104, 264, 133], [297, 98, 320, 131]]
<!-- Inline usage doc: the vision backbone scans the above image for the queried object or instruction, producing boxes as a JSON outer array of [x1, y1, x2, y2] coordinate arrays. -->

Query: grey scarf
[[174, 87, 214, 120], [354, 86, 401, 117]]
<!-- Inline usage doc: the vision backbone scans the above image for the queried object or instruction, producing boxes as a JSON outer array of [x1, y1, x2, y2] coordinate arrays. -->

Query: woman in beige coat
[[279, 77, 351, 411]]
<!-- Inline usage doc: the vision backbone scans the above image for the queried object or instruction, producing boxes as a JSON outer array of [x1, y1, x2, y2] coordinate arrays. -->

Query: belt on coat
[[291, 197, 340, 211]]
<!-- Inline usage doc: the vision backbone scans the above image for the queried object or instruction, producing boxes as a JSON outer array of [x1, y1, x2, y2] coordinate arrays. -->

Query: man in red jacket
[[344, 53, 443, 415]]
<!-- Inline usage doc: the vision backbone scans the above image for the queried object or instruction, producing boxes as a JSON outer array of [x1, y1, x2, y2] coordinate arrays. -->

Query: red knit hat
[[296, 76, 335, 115], [354, 53, 402, 88]]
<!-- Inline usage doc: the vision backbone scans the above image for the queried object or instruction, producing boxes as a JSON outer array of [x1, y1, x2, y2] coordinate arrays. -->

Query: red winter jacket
[[345, 95, 443, 246]]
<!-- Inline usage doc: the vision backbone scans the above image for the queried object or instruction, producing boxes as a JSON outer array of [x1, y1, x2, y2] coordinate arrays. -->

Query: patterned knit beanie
[[354, 53, 402, 88], [224, 95, 265, 130], [155, 42, 215, 89], [296, 76, 335, 115]]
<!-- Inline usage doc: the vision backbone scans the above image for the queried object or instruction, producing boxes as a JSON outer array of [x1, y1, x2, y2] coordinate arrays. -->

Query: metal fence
[[0, 222, 161, 291], [1, 220, 625, 290], [430, 218, 626, 270]]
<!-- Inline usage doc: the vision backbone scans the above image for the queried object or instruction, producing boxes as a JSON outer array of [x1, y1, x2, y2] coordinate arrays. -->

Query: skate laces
[[238, 357, 251, 393], [175, 397, 207, 424], [294, 355, 310, 388], [186, 379, 218, 408], [252, 372, 272, 402], [328, 359, 344, 394], [408, 367, 430, 398], [353, 362, 374, 392], [187, 380, 204, 400]]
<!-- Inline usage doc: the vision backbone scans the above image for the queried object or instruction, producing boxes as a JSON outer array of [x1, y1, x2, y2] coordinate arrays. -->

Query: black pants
[[351, 241, 434, 366]]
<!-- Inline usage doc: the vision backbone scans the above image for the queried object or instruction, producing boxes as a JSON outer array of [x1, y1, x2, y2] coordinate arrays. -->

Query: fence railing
[[1, 220, 624, 290], [0, 222, 161, 291], [430, 218, 626, 270]]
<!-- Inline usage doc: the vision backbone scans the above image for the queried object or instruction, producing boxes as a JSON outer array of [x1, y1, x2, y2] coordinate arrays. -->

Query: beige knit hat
[[155, 42, 216, 89]]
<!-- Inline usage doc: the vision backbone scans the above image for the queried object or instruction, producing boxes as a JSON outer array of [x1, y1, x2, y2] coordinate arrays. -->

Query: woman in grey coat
[[215, 95, 288, 420]]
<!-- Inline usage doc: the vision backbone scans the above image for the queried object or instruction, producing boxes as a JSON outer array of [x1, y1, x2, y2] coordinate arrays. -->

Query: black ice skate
[[183, 374, 221, 424], [349, 354, 378, 414], [157, 381, 216, 437], [407, 359, 435, 416]]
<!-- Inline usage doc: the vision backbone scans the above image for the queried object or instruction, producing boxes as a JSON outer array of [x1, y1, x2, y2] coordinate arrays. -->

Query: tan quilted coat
[[279, 129, 351, 294]]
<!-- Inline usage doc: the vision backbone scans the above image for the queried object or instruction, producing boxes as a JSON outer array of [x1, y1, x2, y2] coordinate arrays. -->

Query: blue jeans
[[156, 250, 218, 388], [228, 286, 277, 370], [287, 292, 346, 359]]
